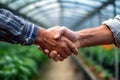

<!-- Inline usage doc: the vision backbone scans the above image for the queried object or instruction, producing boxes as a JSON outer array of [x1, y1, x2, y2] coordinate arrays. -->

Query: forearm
[[0, 9, 39, 45], [76, 25, 114, 48]]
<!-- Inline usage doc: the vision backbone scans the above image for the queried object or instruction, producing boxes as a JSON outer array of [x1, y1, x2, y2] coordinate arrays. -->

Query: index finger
[[62, 37, 78, 55]]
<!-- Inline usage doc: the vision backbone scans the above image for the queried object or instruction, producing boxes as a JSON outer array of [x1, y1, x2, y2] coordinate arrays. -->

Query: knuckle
[[60, 27, 67, 32], [62, 26, 67, 29], [49, 53, 54, 58]]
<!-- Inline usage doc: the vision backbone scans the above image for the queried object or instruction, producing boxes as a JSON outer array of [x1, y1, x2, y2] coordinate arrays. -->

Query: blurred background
[[0, 0, 120, 80]]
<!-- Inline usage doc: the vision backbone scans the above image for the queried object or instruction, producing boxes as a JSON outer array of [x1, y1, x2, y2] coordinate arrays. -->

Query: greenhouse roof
[[0, 0, 120, 30]]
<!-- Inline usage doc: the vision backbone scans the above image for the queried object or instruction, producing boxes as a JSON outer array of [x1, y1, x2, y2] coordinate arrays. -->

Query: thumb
[[54, 27, 66, 39]]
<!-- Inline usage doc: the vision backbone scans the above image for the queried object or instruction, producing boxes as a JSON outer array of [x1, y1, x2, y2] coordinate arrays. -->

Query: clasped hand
[[35, 26, 80, 61]]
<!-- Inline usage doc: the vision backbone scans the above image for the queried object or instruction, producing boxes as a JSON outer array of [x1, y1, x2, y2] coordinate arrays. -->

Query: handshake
[[34, 24, 114, 62], [34, 26, 81, 62]]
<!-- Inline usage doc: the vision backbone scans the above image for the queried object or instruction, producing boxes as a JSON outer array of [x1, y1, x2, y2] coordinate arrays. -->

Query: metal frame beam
[[70, 0, 114, 29], [0, 3, 47, 28]]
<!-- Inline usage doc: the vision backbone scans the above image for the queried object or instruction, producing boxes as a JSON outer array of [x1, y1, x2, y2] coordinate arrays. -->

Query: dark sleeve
[[0, 9, 39, 45]]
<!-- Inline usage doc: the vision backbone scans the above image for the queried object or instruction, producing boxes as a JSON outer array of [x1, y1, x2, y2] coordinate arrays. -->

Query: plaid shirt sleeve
[[0, 9, 39, 45], [102, 15, 120, 47]]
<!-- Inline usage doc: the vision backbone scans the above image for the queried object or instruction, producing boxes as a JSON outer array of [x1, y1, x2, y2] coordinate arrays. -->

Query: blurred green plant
[[79, 45, 117, 79], [0, 42, 48, 80]]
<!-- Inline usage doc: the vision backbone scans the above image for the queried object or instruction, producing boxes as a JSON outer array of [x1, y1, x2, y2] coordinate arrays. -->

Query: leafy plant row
[[0, 42, 48, 80], [79, 44, 119, 79]]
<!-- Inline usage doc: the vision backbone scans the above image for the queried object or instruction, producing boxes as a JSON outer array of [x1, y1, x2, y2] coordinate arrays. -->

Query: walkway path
[[39, 57, 78, 80]]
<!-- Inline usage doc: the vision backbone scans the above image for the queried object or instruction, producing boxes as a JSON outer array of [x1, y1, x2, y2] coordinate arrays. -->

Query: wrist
[[34, 27, 46, 45], [75, 30, 91, 48], [74, 32, 82, 48]]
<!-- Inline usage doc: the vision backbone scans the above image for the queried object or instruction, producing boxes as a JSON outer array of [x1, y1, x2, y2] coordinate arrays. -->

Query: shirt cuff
[[20, 21, 39, 45], [102, 15, 120, 47]]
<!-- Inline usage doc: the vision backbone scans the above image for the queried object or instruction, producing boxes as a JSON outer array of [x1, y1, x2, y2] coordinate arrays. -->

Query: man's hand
[[38, 26, 81, 61], [54, 26, 80, 48], [49, 27, 80, 61], [35, 27, 78, 61]]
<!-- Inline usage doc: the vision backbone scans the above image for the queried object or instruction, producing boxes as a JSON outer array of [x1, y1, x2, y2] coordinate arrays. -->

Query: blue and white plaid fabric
[[0, 9, 39, 45]]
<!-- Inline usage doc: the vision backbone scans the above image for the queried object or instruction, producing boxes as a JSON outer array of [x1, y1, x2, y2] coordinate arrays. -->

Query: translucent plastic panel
[[19, 0, 58, 14], [76, 0, 102, 7], [38, 13, 59, 22], [62, 18, 76, 27], [60, 0, 102, 10], [62, 12, 83, 21], [38, 19, 57, 28], [8, 0, 26, 10], [62, 16, 81, 23], [34, 0, 55, 7], [61, 2, 76, 7], [116, 7, 120, 14], [8, 0, 38, 10], [104, 5, 114, 11], [101, 5, 114, 18], [116, 0, 120, 8], [27, 6, 60, 18], [63, 8, 88, 16], [100, 0, 108, 2], [61, 2, 94, 12], [63, 11, 75, 17], [19, 4, 36, 14], [0, 0, 13, 4], [20, 1, 49, 13], [32, 8, 60, 20], [115, 0, 120, 14], [40, 3, 59, 12]]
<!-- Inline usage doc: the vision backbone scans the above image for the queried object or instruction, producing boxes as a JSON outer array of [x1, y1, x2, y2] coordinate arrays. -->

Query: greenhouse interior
[[0, 0, 120, 80]]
